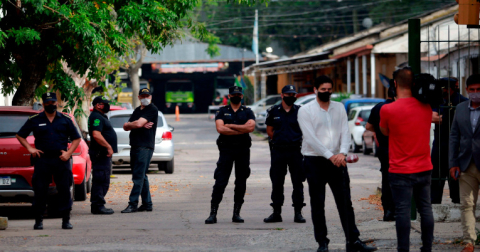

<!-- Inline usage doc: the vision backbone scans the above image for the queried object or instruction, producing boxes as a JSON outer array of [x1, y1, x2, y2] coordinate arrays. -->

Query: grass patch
[[37, 235, 49, 237]]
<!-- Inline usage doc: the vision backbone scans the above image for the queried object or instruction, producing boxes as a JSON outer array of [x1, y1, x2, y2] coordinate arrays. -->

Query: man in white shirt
[[298, 76, 377, 252]]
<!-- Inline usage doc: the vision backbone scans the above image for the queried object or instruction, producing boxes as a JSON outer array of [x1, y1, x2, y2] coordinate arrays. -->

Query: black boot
[[346, 239, 377, 252], [121, 204, 138, 213], [264, 204, 282, 223], [232, 204, 244, 223], [383, 210, 395, 222], [294, 205, 306, 223], [33, 216, 43, 230], [61, 211, 73, 230], [205, 204, 219, 224]]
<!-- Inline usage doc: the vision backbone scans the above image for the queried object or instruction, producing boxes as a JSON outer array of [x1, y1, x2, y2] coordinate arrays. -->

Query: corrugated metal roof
[[143, 40, 257, 63]]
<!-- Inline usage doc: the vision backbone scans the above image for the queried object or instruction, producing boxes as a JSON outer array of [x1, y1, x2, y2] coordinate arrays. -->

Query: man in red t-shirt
[[380, 68, 434, 252]]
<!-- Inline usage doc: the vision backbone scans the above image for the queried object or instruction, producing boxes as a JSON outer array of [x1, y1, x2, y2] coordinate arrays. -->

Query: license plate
[[0, 176, 11, 186]]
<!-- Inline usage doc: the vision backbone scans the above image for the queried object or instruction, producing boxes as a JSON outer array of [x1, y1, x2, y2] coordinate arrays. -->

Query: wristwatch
[[342, 153, 348, 158]]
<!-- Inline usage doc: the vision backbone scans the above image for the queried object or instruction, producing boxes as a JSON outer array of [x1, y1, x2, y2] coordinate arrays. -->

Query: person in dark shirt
[[88, 96, 117, 215], [16, 92, 81, 230], [121, 88, 158, 213], [366, 84, 396, 222], [430, 77, 468, 204], [263, 85, 306, 224], [205, 86, 255, 224]]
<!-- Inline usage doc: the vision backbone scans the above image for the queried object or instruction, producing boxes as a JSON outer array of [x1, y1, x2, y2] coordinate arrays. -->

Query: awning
[[421, 54, 447, 62], [248, 59, 337, 76], [331, 45, 373, 59]]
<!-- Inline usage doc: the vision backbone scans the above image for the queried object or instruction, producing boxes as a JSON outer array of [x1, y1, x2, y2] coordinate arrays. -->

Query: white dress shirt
[[298, 99, 351, 159]]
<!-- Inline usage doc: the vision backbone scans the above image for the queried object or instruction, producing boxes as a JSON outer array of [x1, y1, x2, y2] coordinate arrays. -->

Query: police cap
[[229, 86, 243, 95], [139, 88, 151, 96], [281, 85, 297, 94], [92, 96, 111, 106], [42, 92, 57, 103]]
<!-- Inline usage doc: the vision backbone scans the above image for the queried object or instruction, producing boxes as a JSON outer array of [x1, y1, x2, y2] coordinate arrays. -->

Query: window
[[0, 114, 31, 137], [359, 110, 372, 121], [348, 110, 357, 121], [110, 115, 163, 128]]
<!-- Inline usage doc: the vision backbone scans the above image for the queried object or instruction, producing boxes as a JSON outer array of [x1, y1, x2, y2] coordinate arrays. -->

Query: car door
[[109, 114, 132, 153]]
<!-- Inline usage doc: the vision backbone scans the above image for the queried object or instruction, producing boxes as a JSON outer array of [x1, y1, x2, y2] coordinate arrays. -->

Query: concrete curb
[[0, 217, 8, 230], [431, 204, 480, 222]]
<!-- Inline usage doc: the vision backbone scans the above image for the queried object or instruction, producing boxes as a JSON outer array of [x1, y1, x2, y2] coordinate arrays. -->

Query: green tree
[[0, 0, 263, 106]]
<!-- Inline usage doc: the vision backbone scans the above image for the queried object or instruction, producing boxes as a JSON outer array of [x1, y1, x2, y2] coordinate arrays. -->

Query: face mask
[[44, 104, 57, 114], [140, 98, 151, 106], [101, 104, 110, 113], [283, 96, 297, 106], [317, 91, 332, 102], [469, 92, 480, 103], [230, 96, 242, 105]]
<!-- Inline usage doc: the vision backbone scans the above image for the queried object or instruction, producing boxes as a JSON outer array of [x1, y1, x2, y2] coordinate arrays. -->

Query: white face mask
[[469, 92, 480, 103], [140, 98, 151, 106]]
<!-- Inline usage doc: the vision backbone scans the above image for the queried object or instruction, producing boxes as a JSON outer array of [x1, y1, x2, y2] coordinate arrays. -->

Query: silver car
[[108, 109, 175, 174]]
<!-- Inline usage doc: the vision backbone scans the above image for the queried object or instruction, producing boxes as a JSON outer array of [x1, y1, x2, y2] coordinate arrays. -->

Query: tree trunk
[[129, 70, 140, 108], [12, 62, 47, 106]]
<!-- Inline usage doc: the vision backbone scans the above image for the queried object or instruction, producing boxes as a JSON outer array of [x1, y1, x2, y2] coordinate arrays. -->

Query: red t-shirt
[[379, 97, 433, 174]]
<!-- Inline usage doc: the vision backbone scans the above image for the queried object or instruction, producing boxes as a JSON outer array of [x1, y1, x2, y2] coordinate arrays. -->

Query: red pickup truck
[[0, 106, 92, 204]]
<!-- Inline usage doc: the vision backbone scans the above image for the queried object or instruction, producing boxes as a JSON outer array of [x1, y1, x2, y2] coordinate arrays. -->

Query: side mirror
[[168, 125, 174, 132]]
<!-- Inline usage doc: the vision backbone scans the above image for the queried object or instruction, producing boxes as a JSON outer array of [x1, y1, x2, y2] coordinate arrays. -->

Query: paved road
[[0, 114, 468, 251]]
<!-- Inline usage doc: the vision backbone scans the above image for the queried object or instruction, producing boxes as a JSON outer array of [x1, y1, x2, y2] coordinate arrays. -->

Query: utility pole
[[254, 9, 259, 64]]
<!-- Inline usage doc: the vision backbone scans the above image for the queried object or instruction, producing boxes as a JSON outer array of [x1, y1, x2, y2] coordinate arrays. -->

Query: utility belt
[[216, 139, 251, 149], [40, 150, 66, 158], [269, 142, 302, 150]]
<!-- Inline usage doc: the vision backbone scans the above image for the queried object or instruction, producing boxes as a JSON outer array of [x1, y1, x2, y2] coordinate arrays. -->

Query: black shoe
[[62, 222, 73, 229], [138, 205, 153, 212], [294, 208, 306, 223], [121, 204, 138, 213], [61, 211, 73, 230], [317, 241, 329, 252], [346, 239, 377, 252], [383, 210, 395, 222], [91, 206, 115, 215], [205, 204, 219, 224], [232, 204, 244, 223], [33, 218, 43, 230], [264, 204, 282, 223]]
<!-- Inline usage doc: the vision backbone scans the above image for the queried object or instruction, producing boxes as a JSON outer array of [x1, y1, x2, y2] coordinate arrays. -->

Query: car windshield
[[348, 102, 379, 112], [359, 110, 372, 120], [110, 114, 163, 128], [0, 114, 32, 137]]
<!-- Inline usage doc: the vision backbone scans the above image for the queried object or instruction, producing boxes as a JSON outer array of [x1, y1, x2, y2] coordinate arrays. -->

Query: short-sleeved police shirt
[[215, 105, 255, 145], [17, 112, 81, 152], [265, 104, 302, 145], [88, 110, 118, 155], [128, 103, 159, 149], [368, 99, 393, 156], [432, 92, 468, 144]]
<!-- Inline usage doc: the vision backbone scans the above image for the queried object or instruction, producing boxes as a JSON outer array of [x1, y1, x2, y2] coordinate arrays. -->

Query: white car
[[108, 110, 175, 173], [348, 105, 374, 153], [247, 95, 282, 115]]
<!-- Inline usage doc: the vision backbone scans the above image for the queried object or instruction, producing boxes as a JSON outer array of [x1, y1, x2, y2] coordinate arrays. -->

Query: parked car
[[255, 94, 317, 132], [348, 105, 374, 153], [108, 110, 175, 173], [341, 98, 385, 115], [0, 106, 92, 203], [89, 105, 126, 112], [247, 95, 282, 115]]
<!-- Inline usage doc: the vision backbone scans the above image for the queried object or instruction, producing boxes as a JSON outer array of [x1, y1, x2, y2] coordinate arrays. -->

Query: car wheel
[[350, 135, 361, 153], [74, 172, 87, 201], [362, 138, 371, 155], [165, 158, 174, 174], [158, 162, 166, 171]]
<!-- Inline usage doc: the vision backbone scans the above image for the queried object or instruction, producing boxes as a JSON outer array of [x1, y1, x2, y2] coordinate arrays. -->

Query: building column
[[347, 58, 351, 93], [355, 56, 359, 95], [362, 55, 367, 96], [261, 71, 267, 99], [370, 53, 376, 98]]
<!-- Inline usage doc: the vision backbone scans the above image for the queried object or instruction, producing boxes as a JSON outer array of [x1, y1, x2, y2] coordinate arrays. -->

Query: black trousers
[[378, 154, 395, 213], [32, 156, 73, 216], [211, 146, 251, 206], [270, 147, 305, 207], [303, 156, 360, 244], [90, 156, 112, 209], [430, 142, 460, 204]]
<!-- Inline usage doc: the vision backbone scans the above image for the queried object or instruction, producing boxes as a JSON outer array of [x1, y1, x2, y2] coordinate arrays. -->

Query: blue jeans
[[389, 170, 434, 252], [128, 147, 154, 207]]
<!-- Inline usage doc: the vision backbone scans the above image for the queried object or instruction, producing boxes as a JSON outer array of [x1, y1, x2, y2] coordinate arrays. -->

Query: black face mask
[[283, 96, 297, 106], [101, 104, 110, 113], [317, 91, 332, 102], [44, 104, 57, 114], [230, 96, 242, 105]]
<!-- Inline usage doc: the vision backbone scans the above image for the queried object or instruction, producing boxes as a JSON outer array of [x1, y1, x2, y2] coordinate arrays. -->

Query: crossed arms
[[215, 119, 255, 135]]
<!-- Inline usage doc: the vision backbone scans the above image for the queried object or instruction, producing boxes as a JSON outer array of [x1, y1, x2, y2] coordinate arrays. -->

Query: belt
[[40, 150, 65, 158], [269, 142, 302, 150], [216, 140, 251, 148]]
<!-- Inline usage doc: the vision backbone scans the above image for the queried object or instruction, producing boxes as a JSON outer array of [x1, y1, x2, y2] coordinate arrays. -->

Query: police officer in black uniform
[[16, 92, 81, 230], [205, 86, 255, 224], [430, 77, 468, 204], [88, 96, 117, 215], [264, 85, 306, 223]]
